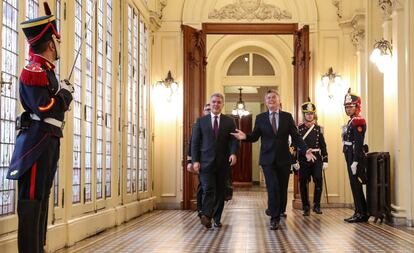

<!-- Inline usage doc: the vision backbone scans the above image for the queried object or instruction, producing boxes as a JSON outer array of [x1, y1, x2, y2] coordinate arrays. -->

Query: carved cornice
[[339, 13, 365, 50], [378, 0, 393, 16], [149, 0, 168, 31], [332, 0, 343, 19], [208, 0, 292, 21]]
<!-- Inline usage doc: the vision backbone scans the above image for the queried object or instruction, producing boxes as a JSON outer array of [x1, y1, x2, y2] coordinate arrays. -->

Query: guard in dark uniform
[[6, 3, 73, 253], [294, 101, 328, 216], [342, 90, 369, 223]]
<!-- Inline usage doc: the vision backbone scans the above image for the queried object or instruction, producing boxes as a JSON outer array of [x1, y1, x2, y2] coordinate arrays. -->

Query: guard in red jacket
[[7, 3, 73, 252], [342, 89, 369, 223]]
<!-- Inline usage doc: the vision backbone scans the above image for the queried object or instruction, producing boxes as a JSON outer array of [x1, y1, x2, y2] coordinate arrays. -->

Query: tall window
[[126, 6, 138, 193], [84, 0, 95, 203], [72, 0, 113, 205], [138, 21, 149, 192], [72, 0, 83, 204], [96, 0, 104, 200], [0, 0, 19, 216], [127, 5, 150, 195], [105, 0, 113, 198], [117, 0, 122, 197]]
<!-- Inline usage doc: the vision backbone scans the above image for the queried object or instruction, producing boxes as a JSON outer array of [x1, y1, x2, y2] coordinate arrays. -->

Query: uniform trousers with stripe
[[17, 136, 60, 253]]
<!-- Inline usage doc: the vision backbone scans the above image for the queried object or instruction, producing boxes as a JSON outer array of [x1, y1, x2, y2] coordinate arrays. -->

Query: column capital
[[332, 0, 343, 19], [149, 0, 168, 32], [339, 13, 365, 50]]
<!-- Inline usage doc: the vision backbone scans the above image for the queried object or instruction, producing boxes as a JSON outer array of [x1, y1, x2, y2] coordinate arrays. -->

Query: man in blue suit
[[191, 93, 239, 228], [231, 89, 315, 230]]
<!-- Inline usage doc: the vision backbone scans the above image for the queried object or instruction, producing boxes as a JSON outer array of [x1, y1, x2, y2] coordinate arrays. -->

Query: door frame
[[183, 22, 309, 209]]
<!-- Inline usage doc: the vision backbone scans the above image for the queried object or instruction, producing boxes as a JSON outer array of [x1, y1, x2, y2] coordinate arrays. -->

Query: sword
[[323, 169, 329, 204], [67, 0, 97, 81]]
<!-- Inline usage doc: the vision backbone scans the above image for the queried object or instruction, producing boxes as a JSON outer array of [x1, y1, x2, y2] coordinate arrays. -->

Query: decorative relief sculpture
[[208, 0, 292, 21], [350, 16, 365, 49], [332, 0, 342, 19]]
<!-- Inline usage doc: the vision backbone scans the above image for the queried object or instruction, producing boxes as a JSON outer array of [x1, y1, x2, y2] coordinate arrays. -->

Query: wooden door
[[229, 115, 253, 183], [293, 25, 310, 207], [182, 25, 207, 210]]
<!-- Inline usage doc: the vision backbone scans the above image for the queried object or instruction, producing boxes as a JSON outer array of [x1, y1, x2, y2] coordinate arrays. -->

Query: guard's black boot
[[39, 198, 50, 253], [18, 200, 41, 253]]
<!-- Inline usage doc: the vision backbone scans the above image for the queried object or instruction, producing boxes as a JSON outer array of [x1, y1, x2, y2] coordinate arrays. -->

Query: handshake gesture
[[59, 79, 75, 93]]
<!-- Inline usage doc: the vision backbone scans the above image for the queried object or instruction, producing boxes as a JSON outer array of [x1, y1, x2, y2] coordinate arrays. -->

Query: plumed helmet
[[21, 3, 60, 47], [301, 97, 316, 113]]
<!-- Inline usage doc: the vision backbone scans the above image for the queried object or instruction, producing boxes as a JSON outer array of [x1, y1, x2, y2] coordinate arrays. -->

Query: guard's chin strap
[[51, 34, 60, 60]]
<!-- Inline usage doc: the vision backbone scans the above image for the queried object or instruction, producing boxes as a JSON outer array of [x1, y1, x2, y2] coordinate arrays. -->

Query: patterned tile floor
[[59, 187, 414, 253]]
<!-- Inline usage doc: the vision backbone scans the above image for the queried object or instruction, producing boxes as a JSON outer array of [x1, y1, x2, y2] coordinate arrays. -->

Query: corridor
[[58, 187, 414, 253]]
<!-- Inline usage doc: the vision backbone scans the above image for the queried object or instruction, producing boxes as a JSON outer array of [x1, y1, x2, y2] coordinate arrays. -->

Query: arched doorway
[[182, 23, 310, 210]]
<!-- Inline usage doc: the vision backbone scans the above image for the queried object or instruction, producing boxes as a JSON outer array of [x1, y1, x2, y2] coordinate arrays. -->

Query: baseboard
[[156, 202, 181, 209], [233, 182, 253, 187]]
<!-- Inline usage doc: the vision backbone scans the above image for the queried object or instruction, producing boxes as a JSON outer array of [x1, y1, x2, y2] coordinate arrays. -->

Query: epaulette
[[351, 116, 366, 126], [20, 62, 48, 86]]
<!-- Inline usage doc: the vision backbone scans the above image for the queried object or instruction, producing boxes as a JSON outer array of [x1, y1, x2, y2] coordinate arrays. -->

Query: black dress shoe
[[303, 209, 310, 216], [200, 215, 212, 228], [214, 222, 222, 228], [346, 214, 369, 223], [344, 213, 357, 222], [280, 213, 287, 218], [312, 206, 323, 214], [270, 219, 280, 230]]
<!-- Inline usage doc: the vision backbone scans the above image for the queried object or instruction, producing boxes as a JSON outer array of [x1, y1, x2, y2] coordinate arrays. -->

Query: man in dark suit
[[191, 93, 239, 228], [187, 103, 211, 217], [231, 89, 315, 230]]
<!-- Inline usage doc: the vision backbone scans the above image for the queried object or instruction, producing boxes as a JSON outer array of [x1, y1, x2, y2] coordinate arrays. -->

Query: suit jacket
[[191, 114, 239, 172], [245, 111, 308, 167]]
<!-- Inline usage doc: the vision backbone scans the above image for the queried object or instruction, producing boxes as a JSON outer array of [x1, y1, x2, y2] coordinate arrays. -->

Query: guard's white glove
[[351, 162, 358, 175], [323, 162, 328, 171], [293, 162, 300, 171], [59, 79, 74, 93]]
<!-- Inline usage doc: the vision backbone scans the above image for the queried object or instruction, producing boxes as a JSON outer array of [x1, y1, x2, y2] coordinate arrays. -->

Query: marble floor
[[58, 187, 414, 253]]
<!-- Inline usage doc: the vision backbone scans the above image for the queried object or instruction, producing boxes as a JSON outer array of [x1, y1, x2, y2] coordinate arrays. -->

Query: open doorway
[[182, 23, 310, 210]]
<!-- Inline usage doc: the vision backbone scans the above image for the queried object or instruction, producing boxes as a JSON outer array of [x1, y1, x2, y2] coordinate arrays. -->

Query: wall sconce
[[321, 67, 342, 99], [231, 87, 250, 118], [370, 39, 393, 73], [155, 71, 178, 101]]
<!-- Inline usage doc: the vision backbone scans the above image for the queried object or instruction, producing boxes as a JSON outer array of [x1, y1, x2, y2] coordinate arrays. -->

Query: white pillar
[[365, 0, 384, 151]]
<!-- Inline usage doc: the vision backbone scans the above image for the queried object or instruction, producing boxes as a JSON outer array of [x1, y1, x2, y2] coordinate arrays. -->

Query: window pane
[[227, 54, 250, 76], [252, 54, 275, 76]]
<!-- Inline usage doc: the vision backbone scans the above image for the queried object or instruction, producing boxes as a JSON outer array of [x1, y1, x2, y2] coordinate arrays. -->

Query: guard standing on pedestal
[[7, 3, 73, 253]]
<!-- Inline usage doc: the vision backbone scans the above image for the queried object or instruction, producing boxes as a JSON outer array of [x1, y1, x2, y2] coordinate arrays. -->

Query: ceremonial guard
[[342, 89, 369, 223], [294, 101, 328, 216], [7, 3, 73, 252]]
